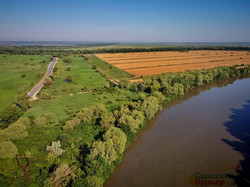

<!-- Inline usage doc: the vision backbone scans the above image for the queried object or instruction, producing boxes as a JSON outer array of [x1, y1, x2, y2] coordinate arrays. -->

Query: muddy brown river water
[[105, 77, 250, 187]]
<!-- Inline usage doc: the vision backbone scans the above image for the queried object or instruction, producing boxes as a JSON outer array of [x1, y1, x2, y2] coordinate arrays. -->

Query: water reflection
[[222, 100, 250, 187], [143, 76, 244, 134]]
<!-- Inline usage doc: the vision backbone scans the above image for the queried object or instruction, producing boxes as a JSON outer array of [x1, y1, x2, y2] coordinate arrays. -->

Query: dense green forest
[[0, 57, 249, 186], [0, 45, 250, 56]]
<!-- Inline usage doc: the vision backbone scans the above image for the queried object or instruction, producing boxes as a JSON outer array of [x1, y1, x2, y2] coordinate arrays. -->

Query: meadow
[[0, 55, 51, 109], [25, 55, 110, 121], [96, 50, 250, 76]]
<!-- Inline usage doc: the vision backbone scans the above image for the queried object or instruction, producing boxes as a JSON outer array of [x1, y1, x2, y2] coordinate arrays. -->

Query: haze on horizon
[[0, 0, 250, 43]]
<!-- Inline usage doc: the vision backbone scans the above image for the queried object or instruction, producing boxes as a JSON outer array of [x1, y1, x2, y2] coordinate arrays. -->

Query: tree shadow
[[222, 100, 250, 187]]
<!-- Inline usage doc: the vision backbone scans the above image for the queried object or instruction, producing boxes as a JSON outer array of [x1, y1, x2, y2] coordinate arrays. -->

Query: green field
[[25, 55, 112, 122], [87, 55, 134, 80], [42, 55, 109, 95], [0, 55, 51, 109]]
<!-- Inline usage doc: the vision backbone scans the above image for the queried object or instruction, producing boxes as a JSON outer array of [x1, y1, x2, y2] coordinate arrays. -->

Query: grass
[[24, 55, 137, 122], [25, 88, 138, 123], [87, 55, 134, 80], [0, 54, 52, 109], [42, 55, 109, 96]]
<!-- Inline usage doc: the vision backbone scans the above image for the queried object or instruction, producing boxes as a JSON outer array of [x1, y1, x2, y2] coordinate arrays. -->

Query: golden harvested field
[[95, 51, 250, 76]]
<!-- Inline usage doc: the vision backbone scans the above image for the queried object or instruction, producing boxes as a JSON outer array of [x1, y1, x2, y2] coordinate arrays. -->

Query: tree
[[44, 163, 74, 187], [172, 83, 184, 96], [152, 91, 165, 104], [63, 117, 81, 131], [92, 104, 108, 118], [0, 121, 28, 141], [99, 112, 115, 130], [83, 176, 104, 187], [89, 127, 126, 165], [0, 141, 18, 159], [16, 93, 31, 110], [116, 107, 144, 133], [0, 105, 22, 126], [77, 107, 94, 123], [151, 80, 161, 92], [46, 141, 64, 157], [103, 127, 127, 154], [194, 73, 204, 86], [57, 134, 72, 148], [142, 96, 160, 119]]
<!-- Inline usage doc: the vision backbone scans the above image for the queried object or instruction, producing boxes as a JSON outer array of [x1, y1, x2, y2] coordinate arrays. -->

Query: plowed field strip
[[98, 53, 204, 61], [106, 54, 234, 62], [126, 60, 250, 76], [122, 57, 250, 70], [96, 51, 247, 60], [110, 55, 248, 65], [115, 57, 250, 70]]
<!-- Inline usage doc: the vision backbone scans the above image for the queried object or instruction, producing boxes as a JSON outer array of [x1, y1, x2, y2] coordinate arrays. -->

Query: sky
[[0, 0, 250, 42]]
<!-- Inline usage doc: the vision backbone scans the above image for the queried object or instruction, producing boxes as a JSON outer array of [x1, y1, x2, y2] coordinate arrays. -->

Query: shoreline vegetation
[[0, 49, 250, 186]]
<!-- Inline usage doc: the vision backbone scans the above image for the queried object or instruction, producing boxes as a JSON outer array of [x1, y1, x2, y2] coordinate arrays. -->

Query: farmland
[[96, 50, 250, 76]]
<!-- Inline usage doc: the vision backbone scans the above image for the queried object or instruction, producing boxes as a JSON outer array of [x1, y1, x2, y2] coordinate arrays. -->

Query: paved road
[[27, 57, 58, 97]]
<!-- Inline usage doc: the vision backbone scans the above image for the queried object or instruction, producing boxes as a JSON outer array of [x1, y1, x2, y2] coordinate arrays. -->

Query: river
[[105, 77, 250, 187]]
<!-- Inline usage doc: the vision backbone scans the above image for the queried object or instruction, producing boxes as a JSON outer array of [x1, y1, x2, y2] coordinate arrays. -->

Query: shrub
[[21, 74, 26, 78], [66, 67, 71, 71], [40, 91, 52, 100], [65, 75, 73, 82], [63, 59, 72, 63], [17, 117, 31, 128], [44, 77, 54, 87], [36, 72, 44, 79], [119, 78, 130, 88], [34, 116, 47, 127]]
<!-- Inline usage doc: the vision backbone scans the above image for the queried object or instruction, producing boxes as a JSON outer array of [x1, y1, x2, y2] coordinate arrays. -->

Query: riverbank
[[1, 65, 249, 186], [105, 76, 250, 187]]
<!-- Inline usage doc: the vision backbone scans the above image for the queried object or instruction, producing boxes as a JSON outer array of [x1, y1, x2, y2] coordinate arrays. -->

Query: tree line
[[0, 46, 250, 56], [41, 65, 250, 186]]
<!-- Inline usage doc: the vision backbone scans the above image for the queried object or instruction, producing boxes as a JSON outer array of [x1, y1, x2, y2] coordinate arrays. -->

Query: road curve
[[27, 57, 58, 98]]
